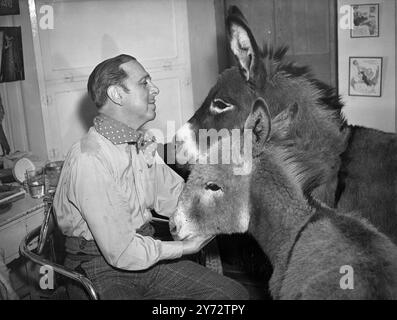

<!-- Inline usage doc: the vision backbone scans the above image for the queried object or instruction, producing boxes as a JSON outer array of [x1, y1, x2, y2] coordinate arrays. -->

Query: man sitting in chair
[[53, 54, 248, 300]]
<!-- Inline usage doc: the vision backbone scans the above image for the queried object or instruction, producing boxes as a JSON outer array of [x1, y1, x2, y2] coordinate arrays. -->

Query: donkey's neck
[[248, 152, 316, 265]]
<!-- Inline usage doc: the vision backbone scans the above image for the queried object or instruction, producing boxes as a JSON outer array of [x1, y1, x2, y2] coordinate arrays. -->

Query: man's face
[[119, 60, 159, 127]]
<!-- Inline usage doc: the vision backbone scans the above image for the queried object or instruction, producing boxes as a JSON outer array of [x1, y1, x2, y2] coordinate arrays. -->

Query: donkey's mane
[[261, 44, 345, 123], [247, 44, 349, 195]]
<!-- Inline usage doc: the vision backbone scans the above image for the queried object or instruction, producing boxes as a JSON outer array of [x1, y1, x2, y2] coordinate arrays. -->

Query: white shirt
[[53, 127, 185, 270]]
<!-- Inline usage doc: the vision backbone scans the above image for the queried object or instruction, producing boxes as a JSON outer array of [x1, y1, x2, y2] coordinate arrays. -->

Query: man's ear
[[244, 98, 271, 156], [107, 85, 123, 106], [271, 102, 299, 139], [226, 6, 265, 85]]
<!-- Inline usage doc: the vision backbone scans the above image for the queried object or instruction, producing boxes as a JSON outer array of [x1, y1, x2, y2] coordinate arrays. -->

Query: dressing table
[[0, 194, 45, 298]]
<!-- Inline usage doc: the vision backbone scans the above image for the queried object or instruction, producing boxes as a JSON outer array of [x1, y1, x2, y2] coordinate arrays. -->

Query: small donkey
[[171, 98, 397, 299]]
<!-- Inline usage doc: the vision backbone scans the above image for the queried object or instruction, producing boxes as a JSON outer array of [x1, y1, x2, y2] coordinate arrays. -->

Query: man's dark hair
[[87, 54, 136, 108]]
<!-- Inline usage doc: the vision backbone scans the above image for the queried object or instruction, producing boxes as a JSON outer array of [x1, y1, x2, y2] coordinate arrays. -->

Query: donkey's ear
[[227, 6, 247, 23], [226, 6, 264, 85], [272, 102, 299, 139], [244, 98, 271, 155]]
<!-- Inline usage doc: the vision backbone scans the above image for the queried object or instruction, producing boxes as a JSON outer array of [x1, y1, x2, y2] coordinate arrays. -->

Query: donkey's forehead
[[215, 67, 253, 97], [203, 67, 256, 106], [187, 67, 259, 132], [217, 67, 246, 86]]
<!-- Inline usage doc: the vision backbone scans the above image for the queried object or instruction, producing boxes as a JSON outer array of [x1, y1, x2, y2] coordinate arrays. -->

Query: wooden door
[[219, 0, 338, 87], [30, 0, 194, 160]]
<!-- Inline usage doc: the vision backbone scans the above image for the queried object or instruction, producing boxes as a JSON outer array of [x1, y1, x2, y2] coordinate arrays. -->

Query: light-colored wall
[[338, 0, 396, 133], [1, 0, 219, 159], [187, 0, 219, 111]]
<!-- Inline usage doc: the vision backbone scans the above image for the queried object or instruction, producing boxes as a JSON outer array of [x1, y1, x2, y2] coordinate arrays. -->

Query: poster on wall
[[351, 4, 379, 38], [0, 0, 20, 15], [349, 57, 382, 97], [0, 27, 25, 83]]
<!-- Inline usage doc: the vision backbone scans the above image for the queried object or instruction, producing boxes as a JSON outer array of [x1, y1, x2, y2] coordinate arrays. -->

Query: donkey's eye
[[210, 99, 234, 114], [205, 182, 222, 192], [213, 99, 228, 109]]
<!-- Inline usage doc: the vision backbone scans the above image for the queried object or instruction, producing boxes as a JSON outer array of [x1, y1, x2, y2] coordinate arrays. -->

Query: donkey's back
[[280, 209, 397, 300], [337, 126, 397, 244]]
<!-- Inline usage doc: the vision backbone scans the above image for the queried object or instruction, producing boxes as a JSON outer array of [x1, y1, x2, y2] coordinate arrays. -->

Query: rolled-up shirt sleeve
[[70, 153, 183, 270], [153, 153, 185, 218]]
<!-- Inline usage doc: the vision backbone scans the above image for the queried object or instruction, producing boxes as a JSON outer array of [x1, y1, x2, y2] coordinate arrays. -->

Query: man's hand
[[182, 235, 215, 256]]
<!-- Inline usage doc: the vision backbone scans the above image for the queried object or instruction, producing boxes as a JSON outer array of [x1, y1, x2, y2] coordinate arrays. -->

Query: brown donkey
[[174, 6, 397, 246], [171, 98, 397, 299]]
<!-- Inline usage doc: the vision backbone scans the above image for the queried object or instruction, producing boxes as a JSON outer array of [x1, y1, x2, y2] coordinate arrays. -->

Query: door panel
[[275, 0, 330, 54], [46, 81, 97, 159], [223, 0, 337, 86], [38, 0, 188, 82]]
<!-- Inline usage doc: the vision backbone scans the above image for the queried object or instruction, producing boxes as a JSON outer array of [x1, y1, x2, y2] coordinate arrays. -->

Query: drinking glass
[[25, 168, 45, 199], [44, 161, 63, 195]]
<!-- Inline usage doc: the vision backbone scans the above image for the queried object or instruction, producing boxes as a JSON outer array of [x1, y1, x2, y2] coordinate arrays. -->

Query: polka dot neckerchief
[[93, 114, 157, 167]]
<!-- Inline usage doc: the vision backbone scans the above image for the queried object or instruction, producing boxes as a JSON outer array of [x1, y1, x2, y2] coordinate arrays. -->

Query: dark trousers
[[63, 223, 248, 300], [64, 255, 248, 300]]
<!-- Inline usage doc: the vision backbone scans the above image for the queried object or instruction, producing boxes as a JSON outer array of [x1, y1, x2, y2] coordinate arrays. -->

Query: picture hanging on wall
[[0, 27, 25, 83], [351, 4, 379, 38], [0, 0, 20, 16], [349, 57, 382, 97]]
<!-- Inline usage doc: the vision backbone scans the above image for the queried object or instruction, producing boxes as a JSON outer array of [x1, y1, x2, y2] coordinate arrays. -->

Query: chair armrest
[[19, 226, 99, 300]]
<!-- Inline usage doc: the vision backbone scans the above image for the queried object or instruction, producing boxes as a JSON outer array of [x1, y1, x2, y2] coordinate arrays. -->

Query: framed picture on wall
[[351, 4, 379, 38], [0, 27, 25, 83], [0, 0, 20, 16], [349, 57, 382, 97]]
